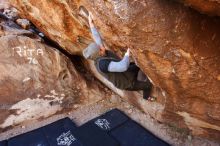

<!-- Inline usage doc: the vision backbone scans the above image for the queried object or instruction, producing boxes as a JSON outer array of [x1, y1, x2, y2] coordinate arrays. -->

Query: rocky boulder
[[9, 0, 220, 142], [0, 14, 105, 130], [9, 0, 92, 55]]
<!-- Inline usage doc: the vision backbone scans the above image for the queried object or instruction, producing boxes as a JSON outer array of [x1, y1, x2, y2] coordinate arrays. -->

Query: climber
[[82, 12, 155, 101]]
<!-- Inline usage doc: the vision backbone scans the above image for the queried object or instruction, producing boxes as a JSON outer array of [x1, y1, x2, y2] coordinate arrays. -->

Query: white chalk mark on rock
[[22, 77, 31, 82], [51, 90, 59, 96], [112, 0, 129, 20], [0, 96, 62, 128], [12, 46, 44, 65]]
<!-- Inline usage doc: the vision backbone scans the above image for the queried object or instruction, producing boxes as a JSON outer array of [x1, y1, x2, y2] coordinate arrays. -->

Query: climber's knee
[[137, 70, 147, 81]]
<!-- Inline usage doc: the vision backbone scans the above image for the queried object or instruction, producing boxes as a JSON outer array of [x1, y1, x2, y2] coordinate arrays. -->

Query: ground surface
[[0, 94, 218, 146]]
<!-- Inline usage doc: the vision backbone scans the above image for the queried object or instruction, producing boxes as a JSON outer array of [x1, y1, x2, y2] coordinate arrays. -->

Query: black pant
[[126, 64, 152, 100], [127, 80, 152, 100]]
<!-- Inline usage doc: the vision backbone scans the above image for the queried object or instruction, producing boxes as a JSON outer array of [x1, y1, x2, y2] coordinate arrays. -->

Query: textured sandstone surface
[[0, 0, 9, 10], [10, 0, 92, 55], [8, 0, 220, 142], [0, 17, 106, 131]]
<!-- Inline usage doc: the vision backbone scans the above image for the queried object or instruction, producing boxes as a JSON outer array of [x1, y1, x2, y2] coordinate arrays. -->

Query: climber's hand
[[99, 45, 106, 56], [125, 48, 130, 56], [88, 12, 93, 23], [88, 12, 95, 28]]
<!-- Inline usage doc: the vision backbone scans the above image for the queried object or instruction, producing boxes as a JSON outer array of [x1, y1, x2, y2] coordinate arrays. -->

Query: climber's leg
[[143, 88, 152, 100], [133, 80, 152, 100], [127, 63, 140, 72], [137, 70, 147, 81], [126, 79, 152, 100]]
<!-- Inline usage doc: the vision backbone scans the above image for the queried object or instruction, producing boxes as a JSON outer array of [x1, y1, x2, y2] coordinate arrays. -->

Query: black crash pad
[[8, 117, 82, 146], [73, 123, 119, 146], [70, 109, 127, 146], [87, 109, 129, 131], [4, 109, 170, 146], [110, 120, 170, 146], [42, 117, 82, 146], [0, 141, 7, 146], [8, 128, 49, 146]]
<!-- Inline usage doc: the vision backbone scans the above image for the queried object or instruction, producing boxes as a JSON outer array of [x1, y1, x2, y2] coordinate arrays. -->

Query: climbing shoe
[[147, 96, 157, 102]]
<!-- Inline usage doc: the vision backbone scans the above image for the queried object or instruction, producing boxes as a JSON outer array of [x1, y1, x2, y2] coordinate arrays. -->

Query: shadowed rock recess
[[176, 0, 220, 16], [8, 0, 220, 143]]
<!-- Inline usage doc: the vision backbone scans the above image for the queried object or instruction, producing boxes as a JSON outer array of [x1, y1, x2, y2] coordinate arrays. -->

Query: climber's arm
[[108, 49, 130, 72], [89, 13, 103, 47]]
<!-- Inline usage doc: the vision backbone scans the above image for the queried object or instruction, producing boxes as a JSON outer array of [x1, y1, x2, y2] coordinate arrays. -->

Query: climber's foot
[[146, 96, 157, 102]]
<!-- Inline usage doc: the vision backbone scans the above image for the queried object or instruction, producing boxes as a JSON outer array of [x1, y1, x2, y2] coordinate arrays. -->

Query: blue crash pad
[[110, 120, 170, 146]]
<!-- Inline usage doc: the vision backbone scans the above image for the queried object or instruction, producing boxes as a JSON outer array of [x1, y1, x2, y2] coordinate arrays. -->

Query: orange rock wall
[[10, 0, 220, 142]]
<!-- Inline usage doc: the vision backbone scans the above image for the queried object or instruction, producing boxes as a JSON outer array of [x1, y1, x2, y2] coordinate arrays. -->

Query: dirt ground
[[0, 93, 218, 146]]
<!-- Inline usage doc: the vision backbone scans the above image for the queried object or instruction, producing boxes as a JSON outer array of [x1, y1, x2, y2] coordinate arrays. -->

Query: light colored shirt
[[91, 27, 103, 46], [91, 27, 130, 72], [108, 54, 130, 72]]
